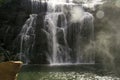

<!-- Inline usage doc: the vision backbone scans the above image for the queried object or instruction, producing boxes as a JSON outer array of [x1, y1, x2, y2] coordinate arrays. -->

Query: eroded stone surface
[[0, 61, 23, 80]]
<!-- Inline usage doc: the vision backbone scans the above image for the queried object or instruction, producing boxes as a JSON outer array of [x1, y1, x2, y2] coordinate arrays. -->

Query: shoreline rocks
[[0, 61, 23, 80]]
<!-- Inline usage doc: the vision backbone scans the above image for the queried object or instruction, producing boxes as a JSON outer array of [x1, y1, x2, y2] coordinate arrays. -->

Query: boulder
[[0, 61, 23, 80]]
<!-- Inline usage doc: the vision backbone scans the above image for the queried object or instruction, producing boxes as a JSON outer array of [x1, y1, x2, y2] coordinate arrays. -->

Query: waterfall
[[17, 0, 103, 65], [44, 13, 60, 64], [19, 14, 37, 64]]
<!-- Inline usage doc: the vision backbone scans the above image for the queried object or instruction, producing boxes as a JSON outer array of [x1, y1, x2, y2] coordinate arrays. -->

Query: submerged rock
[[0, 61, 23, 80]]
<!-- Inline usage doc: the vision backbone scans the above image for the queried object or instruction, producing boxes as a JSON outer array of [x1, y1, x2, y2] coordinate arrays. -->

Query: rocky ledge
[[0, 61, 23, 80]]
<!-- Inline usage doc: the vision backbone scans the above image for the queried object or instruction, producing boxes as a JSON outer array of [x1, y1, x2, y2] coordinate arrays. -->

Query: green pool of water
[[18, 65, 120, 80], [18, 72, 120, 80]]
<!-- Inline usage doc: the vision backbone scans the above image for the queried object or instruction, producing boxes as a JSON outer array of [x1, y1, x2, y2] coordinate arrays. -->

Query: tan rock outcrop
[[0, 61, 23, 80]]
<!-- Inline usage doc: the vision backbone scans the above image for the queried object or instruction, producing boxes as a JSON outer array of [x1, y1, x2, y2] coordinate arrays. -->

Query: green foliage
[[0, 53, 4, 62], [0, 47, 11, 62], [0, 0, 11, 6], [0, 0, 5, 5]]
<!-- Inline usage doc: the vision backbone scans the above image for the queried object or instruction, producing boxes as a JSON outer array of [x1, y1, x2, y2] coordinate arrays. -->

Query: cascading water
[[19, 14, 37, 64], [18, 0, 103, 65], [44, 13, 61, 64], [44, 0, 72, 64]]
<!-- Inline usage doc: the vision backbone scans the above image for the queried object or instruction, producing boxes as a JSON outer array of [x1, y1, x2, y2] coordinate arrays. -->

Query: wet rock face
[[0, 61, 23, 80], [0, 0, 48, 63], [0, 0, 30, 53], [1, 0, 120, 66], [31, 13, 49, 64], [0, 0, 94, 64]]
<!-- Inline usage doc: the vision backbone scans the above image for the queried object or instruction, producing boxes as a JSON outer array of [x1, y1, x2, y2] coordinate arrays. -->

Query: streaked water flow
[[18, 0, 103, 65]]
